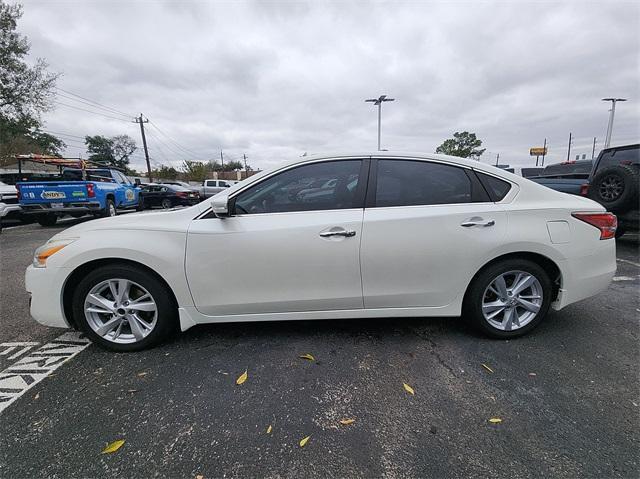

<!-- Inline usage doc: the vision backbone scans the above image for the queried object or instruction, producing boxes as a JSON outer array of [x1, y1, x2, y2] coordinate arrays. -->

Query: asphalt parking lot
[[0, 219, 638, 478]]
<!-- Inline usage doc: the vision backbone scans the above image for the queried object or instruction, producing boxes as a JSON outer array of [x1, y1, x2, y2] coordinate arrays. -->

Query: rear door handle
[[461, 219, 495, 228], [319, 229, 356, 238]]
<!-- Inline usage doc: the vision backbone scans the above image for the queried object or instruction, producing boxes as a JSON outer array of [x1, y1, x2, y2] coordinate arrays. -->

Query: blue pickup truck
[[528, 160, 592, 196], [17, 168, 140, 226]]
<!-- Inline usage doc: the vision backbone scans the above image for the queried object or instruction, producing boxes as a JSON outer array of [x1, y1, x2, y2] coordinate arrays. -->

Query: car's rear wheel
[[71, 264, 178, 351], [463, 259, 552, 338], [161, 198, 172, 209], [101, 198, 117, 218]]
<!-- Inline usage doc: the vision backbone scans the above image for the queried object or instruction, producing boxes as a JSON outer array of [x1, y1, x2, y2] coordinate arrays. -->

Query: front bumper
[[25, 265, 71, 328], [0, 202, 22, 218]]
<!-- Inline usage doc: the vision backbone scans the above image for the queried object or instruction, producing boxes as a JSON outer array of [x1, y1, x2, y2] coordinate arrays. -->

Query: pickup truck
[[17, 168, 140, 227], [199, 179, 232, 199], [528, 160, 592, 196], [586, 143, 639, 238], [0, 181, 22, 231]]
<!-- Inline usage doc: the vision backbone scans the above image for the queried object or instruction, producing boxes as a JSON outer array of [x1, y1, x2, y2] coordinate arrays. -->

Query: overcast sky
[[19, 0, 640, 171]]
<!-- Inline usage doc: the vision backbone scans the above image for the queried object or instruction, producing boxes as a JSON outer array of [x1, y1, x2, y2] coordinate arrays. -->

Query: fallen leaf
[[299, 436, 311, 447], [299, 353, 315, 361], [34, 392, 40, 400], [101, 439, 125, 454], [195, 475, 204, 479], [127, 389, 138, 393], [403, 383, 415, 395], [488, 417, 503, 424], [481, 363, 494, 373], [266, 425, 272, 434], [137, 372, 147, 377], [339, 418, 356, 425], [528, 372, 537, 377], [236, 370, 248, 385]]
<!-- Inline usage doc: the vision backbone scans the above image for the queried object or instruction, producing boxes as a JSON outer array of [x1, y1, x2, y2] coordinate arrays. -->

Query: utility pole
[[541, 138, 547, 166], [243, 153, 248, 172], [365, 95, 395, 151], [495, 153, 499, 166], [566, 133, 572, 162], [602, 98, 627, 148], [134, 114, 152, 182], [220, 151, 224, 171], [592, 137, 597, 159]]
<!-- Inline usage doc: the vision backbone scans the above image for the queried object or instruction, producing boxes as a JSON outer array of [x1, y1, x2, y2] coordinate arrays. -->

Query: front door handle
[[461, 219, 495, 228], [319, 229, 356, 238]]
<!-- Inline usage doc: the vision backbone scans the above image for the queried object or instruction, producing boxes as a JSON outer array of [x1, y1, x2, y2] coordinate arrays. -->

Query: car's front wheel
[[71, 264, 178, 351], [463, 259, 552, 338]]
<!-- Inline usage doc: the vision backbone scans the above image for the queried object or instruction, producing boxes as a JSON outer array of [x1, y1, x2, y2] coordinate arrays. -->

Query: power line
[[55, 87, 134, 118], [55, 92, 133, 119], [54, 101, 133, 122], [147, 119, 204, 158]]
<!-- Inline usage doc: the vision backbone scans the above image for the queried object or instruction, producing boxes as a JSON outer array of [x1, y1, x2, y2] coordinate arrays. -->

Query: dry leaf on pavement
[[488, 417, 503, 424], [101, 439, 125, 454], [299, 353, 315, 361], [299, 436, 310, 447], [236, 370, 248, 385], [403, 383, 415, 395], [481, 363, 494, 373], [266, 425, 273, 434], [339, 418, 356, 425]]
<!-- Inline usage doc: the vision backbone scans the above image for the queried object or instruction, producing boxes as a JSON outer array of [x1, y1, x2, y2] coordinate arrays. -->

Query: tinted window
[[542, 161, 592, 176], [234, 160, 362, 214], [598, 145, 640, 170], [476, 172, 511, 201], [375, 160, 472, 207]]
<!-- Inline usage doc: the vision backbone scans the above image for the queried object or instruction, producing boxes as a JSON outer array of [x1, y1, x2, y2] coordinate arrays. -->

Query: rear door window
[[373, 160, 473, 207], [476, 172, 512, 201]]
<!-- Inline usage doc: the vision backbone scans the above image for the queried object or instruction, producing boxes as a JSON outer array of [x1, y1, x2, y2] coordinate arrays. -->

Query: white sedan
[[26, 152, 617, 351]]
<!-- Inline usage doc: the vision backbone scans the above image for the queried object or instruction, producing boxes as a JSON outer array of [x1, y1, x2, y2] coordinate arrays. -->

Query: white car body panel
[[24, 151, 616, 333]]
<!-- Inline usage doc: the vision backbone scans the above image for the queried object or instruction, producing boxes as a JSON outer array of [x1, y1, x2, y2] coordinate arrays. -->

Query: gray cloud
[[20, 0, 640, 170]]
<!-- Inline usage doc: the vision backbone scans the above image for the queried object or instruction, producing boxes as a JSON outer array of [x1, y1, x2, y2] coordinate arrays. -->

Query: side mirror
[[134, 178, 141, 186], [211, 193, 230, 217]]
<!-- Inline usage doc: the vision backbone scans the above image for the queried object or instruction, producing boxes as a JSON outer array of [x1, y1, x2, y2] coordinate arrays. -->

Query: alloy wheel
[[84, 278, 158, 344], [599, 175, 624, 201], [481, 270, 543, 331]]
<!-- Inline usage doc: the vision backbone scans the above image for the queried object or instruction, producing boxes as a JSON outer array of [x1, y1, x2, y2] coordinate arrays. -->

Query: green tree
[[153, 165, 179, 180], [181, 160, 209, 182], [85, 134, 136, 169], [435, 131, 486, 160], [0, 2, 58, 124], [223, 160, 244, 171], [0, 2, 62, 164]]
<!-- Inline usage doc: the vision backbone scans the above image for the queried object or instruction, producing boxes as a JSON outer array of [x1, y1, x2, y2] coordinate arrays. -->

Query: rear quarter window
[[476, 172, 512, 201]]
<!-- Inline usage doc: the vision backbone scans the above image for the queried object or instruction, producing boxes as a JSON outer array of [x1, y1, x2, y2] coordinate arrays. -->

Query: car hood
[[51, 206, 199, 240]]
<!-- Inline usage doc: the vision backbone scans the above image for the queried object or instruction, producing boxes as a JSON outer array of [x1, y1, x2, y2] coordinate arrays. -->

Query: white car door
[[361, 158, 509, 309], [186, 159, 368, 316]]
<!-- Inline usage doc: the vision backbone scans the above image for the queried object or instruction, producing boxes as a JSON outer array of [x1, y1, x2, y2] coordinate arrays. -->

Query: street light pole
[[365, 95, 395, 151], [602, 98, 627, 148]]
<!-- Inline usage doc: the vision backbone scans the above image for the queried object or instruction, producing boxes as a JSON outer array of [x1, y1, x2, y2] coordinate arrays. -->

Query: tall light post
[[365, 95, 395, 150], [602, 98, 627, 148]]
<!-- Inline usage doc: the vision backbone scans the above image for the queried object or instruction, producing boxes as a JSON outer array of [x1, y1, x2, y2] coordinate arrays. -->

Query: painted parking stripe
[[0, 342, 40, 360], [617, 258, 640, 268], [0, 332, 90, 414]]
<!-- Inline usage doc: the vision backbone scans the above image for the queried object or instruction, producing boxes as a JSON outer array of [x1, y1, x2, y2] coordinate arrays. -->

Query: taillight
[[579, 184, 589, 196], [16, 186, 21, 200], [176, 191, 188, 198], [86, 183, 95, 198], [572, 212, 617, 240]]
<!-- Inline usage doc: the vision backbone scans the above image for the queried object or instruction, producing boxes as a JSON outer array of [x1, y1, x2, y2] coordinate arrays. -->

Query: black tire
[[36, 213, 58, 227], [588, 165, 639, 212], [136, 198, 146, 211], [463, 259, 553, 339], [71, 264, 178, 352], [161, 198, 172, 209], [101, 198, 117, 218]]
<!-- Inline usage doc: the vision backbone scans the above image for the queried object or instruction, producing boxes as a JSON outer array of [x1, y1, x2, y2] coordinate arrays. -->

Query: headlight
[[33, 239, 76, 268]]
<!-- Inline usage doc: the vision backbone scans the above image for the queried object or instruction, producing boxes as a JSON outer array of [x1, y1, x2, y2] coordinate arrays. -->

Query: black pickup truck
[[528, 160, 592, 196], [586, 144, 639, 238]]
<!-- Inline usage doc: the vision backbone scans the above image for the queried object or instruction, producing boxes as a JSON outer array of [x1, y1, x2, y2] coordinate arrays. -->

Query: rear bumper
[[0, 202, 22, 218], [21, 202, 102, 214], [553, 239, 617, 310], [25, 265, 70, 328]]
